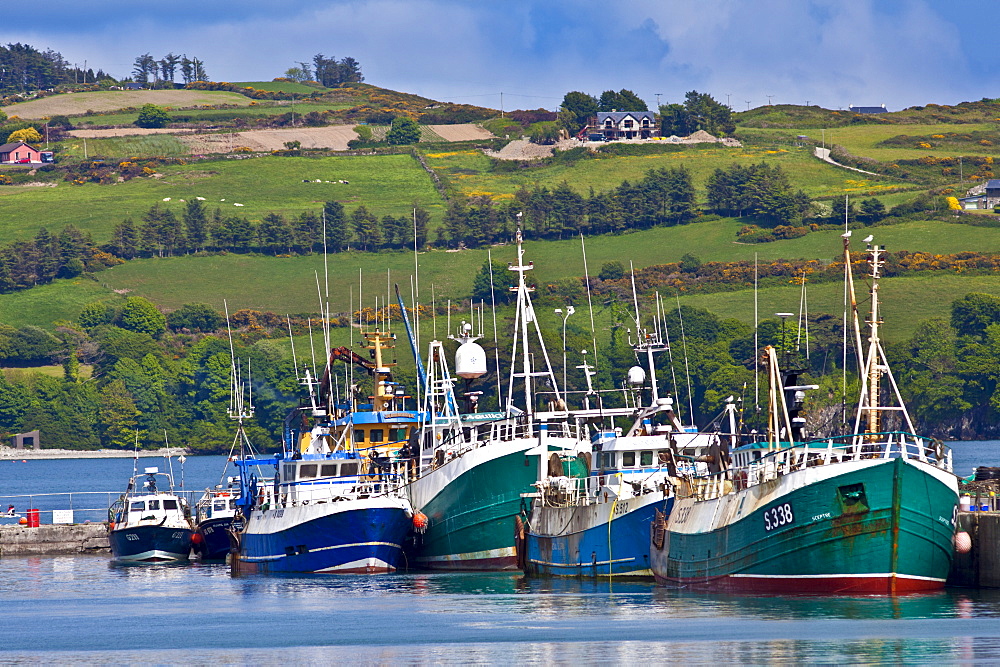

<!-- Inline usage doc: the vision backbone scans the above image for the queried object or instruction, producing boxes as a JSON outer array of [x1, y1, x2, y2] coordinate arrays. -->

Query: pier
[[0, 523, 109, 556]]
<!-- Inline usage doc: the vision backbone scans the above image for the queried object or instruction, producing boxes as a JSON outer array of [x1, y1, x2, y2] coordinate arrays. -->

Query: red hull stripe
[[653, 573, 945, 595]]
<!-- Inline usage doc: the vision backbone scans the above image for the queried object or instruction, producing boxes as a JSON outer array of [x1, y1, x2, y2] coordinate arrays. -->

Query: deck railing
[[682, 431, 952, 502]]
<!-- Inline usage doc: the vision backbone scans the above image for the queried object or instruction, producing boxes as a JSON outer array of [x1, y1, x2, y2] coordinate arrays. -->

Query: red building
[[0, 142, 43, 164]]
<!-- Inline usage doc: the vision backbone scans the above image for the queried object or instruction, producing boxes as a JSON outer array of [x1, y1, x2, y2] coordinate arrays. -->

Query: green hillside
[[0, 153, 444, 242]]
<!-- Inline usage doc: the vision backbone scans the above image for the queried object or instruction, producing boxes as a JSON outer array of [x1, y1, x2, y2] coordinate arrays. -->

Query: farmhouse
[[960, 180, 1000, 210], [587, 111, 659, 140], [0, 142, 42, 164]]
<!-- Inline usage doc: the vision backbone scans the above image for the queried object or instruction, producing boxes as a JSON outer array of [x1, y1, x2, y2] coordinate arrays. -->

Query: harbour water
[[0, 442, 999, 664]]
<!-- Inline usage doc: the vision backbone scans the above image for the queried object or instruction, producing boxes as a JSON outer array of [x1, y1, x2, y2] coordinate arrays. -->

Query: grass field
[[231, 81, 332, 94], [749, 123, 999, 162], [70, 101, 354, 128], [678, 272, 1000, 341], [72, 134, 191, 158], [0, 217, 996, 343], [423, 144, 906, 203], [86, 218, 1000, 314], [0, 153, 445, 243]]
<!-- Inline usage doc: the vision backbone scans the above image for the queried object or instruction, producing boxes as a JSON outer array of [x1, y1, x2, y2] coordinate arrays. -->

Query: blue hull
[[196, 516, 234, 561], [109, 525, 193, 563], [234, 506, 412, 574], [526, 497, 673, 577]]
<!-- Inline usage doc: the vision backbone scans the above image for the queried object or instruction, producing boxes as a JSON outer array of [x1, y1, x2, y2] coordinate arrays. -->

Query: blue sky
[[3, 0, 996, 112]]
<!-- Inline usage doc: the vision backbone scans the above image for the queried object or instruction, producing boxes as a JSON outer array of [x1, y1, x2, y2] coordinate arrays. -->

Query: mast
[[505, 229, 560, 422], [849, 237, 916, 438]]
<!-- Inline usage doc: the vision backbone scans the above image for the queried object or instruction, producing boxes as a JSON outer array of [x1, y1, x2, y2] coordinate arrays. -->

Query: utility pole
[[726, 93, 731, 108], [745, 100, 751, 111], [766, 94, 774, 106], [655, 93, 662, 108], [500, 92, 504, 118]]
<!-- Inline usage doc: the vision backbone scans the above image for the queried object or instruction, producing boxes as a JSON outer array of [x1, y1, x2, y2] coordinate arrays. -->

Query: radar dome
[[456, 341, 487, 379], [627, 366, 646, 386]]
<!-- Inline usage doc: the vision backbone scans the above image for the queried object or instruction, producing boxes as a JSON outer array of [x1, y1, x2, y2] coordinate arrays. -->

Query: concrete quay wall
[[0, 523, 109, 556]]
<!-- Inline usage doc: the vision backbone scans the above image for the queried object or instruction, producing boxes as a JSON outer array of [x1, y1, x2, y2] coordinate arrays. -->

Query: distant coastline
[[0, 447, 191, 460]]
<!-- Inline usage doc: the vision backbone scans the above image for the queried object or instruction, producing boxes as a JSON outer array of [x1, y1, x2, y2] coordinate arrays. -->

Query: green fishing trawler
[[651, 235, 960, 594]]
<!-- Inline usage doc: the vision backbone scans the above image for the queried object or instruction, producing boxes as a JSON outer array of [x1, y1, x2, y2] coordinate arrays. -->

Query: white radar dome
[[456, 341, 487, 379], [627, 366, 646, 386]]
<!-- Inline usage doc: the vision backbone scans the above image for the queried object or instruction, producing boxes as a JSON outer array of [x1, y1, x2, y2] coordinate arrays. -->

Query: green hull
[[409, 445, 538, 570], [653, 458, 959, 593]]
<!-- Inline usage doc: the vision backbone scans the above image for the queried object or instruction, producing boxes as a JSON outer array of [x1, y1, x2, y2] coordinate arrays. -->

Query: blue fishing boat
[[521, 321, 717, 578], [108, 467, 194, 563], [230, 327, 421, 574], [193, 484, 239, 561]]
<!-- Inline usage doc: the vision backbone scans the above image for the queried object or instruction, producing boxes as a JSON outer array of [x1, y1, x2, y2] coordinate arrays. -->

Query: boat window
[[390, 428, 407, 442], [622, 452, 636, 467], [163, 499, 178, 510], [299, 464, 318, 479], [340, 462, 359, 477], [601, 452, 616, 469], [370, 429, 384, 443], [229, 499, 237, 510], [321, 464, 337, 477], [213, 500, 227, 511], [640, 451, 653, 467], [147, 499, 160, 510], [129, 501, 145, 512], [353, 429, 365, 443], [283, 463, 296, 481]]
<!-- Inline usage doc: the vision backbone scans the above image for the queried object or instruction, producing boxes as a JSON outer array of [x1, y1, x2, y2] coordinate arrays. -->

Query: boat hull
[[407, 439, 542, 570], [526, 493, 672, 577], [233, 497, 412, 574], [195, 516, 235, 561], [651, 457, 958, 594], [109, 525, 193, 563]]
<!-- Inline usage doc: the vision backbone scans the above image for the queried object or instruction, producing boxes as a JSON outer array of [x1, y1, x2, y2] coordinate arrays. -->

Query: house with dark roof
[[848, 104, 888, 114], [958, 180, 1000, 209], [0, 142, 42, 164], [587, 111, 659, 140]]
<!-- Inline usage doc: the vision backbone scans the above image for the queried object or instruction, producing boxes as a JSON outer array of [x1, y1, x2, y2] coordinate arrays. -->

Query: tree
[[120, 296, 166, 338], [598, 89, 648, 112], [98, 379, 141, 448], [132, 53, 157, 85], [183, 200, 208, 252], [135, 104, 169, 129], [79, 301, 116, 329], [471, 260, 514, 304], [386, 116, 421, 145], [350, 206, 382, 251], [598, 261, 626, 281], [952, 293, 1000, 339], [529, 121, 560, 145], [859, 198, 887, 224], [6, 127, 41, 144], [159, 53, 181, 83], [283, 66, 310, 82], [559, 91, 598, 136], [167, 303, 222, 333], [323, 201, 350, 252], [258, 213, 292, 254]]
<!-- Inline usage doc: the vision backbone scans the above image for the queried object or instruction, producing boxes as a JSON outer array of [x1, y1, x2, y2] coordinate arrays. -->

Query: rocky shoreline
[[0, 447, 190, 460]]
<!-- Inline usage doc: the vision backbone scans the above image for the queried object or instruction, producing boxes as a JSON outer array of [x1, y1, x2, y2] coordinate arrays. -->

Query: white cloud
[[0, 0, 985, 110]]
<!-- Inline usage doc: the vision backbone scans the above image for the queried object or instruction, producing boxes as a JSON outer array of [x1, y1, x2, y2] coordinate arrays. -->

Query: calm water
[[0, 443, 998, 664]]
